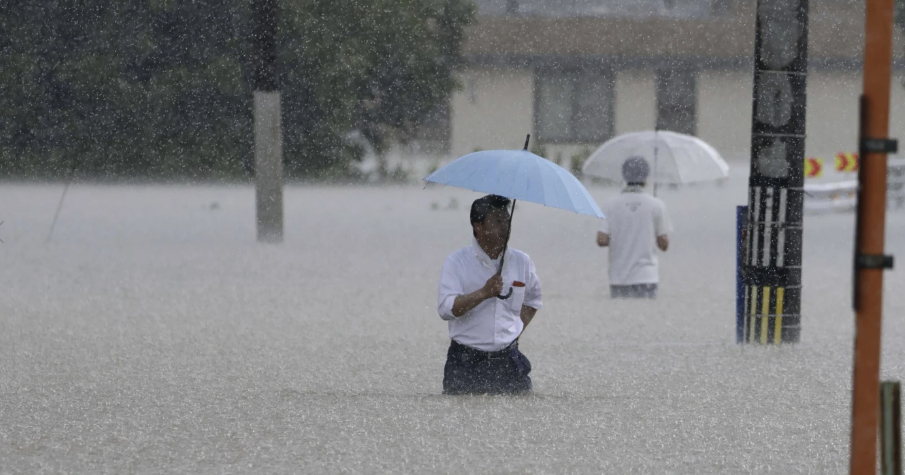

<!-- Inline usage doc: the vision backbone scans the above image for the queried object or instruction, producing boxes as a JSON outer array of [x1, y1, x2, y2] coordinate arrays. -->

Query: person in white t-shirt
[[596, 156, 673, 299]]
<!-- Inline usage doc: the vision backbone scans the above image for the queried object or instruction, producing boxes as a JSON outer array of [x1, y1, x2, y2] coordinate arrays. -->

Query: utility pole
[[742, 0, 809, 344], [252, 0, 283, 243], [849, 0, 897, 472]]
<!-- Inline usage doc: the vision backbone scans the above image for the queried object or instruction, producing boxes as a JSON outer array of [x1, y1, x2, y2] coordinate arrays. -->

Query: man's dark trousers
[[443, 339, 532, 395]]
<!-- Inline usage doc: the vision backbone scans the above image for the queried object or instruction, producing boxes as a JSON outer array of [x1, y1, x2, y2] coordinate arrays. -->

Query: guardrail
[[803, 158, 905, 213]]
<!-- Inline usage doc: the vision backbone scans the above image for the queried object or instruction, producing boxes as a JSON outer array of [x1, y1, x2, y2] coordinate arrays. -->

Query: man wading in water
[[596, 156, 672, 299], [436, 194, 543, 395]]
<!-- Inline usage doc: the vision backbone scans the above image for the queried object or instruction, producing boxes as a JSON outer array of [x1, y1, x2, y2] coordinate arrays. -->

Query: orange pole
[[850, 0, 895, 473]]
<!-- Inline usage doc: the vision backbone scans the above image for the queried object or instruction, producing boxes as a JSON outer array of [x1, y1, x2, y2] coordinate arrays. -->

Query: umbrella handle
[[496, 198, 517, 300], [653, 133, 658, 197], [496, 287, 514, 300]]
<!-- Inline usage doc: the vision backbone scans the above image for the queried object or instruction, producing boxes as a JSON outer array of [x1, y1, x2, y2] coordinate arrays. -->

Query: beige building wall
[[696, 70, 905, 165], [449, 67, 534, 158], [804, 71, 905, 161], [804, 71, 905, 173], [697, 70, 753, 161], [805, 71, 860, 161], [891, 73, 905, 152], [615, 69, 656, 135], [446, 66, 905, 178]]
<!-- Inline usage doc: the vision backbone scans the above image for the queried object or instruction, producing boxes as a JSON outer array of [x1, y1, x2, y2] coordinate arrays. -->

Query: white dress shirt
[[599, 186, 673, 285], [437, 239, 542, 352]]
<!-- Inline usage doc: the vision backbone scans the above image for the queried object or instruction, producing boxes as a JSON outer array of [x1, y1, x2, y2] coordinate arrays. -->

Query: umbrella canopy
[[424, 149, 604, 219], [425, 144, 603, 300], [582, 130, 730, 185]]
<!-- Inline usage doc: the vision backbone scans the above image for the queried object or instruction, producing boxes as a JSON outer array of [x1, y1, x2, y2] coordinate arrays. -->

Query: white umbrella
[[582, 131, 730, 192]]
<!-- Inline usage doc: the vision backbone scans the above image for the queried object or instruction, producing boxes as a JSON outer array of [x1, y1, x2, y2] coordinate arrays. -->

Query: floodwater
[[2, 172, 905, 473]]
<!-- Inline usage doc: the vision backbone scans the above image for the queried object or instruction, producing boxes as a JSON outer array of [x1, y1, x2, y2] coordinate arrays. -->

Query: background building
[[392, 0, 905, 179]]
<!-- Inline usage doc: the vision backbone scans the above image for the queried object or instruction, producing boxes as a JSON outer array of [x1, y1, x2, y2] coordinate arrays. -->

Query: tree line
[[0, 0, 474, 180]]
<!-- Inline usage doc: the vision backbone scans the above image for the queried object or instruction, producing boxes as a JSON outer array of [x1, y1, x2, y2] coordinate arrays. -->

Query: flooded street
[[3, 174, 905, 473]]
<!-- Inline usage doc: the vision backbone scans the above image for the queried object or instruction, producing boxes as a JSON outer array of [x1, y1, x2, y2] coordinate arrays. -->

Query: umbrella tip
[[523, 134, 530, 151]]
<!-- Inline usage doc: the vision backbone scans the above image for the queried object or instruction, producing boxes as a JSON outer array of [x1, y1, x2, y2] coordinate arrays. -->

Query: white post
[[252, 0, 283, 243]]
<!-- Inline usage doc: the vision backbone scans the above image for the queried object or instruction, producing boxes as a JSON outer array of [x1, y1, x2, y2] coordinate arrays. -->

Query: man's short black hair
[[470, 194, 511, 227]]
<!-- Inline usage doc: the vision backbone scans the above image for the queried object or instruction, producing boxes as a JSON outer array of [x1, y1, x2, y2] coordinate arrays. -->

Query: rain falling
[[3, 0, 905, 473]]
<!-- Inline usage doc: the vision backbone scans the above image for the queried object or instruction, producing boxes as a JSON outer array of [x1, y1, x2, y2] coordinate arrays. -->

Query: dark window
[[535, 71, 614, 144], [656, 66, 697, 135]]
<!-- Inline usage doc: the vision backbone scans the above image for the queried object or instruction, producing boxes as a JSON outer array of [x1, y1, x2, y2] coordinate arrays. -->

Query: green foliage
[[0, 0, 474, 180], [388, 164, 410, 183], [529, 142, 547, 158], [0, 0, 253, 180], [426, 160, 440, 176], [570, 146, 594, 178]]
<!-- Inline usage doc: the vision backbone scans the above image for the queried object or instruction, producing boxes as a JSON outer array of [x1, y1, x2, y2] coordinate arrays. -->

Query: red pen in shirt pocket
[[512, 281, 526, 287]]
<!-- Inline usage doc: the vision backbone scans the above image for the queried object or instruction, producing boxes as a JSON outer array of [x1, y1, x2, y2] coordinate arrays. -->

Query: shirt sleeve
[[599, 216, 610, 234], [437, 255, 463, 321], [655, 200, 673, 236], [523, 256, 542, 310]]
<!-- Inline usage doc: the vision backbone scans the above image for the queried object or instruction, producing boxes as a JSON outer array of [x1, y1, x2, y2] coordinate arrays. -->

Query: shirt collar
[[472, 238, 504, 271], [623, 185, 644, 193]]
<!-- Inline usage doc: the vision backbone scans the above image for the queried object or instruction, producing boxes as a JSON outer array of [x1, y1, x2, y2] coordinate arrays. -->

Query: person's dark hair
[[622, 156, 650, 184], [470, 194, 511, 228]]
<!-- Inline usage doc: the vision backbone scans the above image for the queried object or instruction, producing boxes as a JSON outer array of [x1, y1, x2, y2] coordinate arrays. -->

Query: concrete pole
[[849, 1, 896, 472], [252, 0, 283, 243], [742, 0, 808, 344]]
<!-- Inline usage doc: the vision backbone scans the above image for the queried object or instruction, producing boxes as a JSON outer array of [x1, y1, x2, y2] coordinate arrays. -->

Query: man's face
[[474, 207, 510, 248]]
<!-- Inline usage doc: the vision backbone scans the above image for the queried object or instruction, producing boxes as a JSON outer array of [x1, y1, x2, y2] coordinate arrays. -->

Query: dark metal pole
[[653, 127, 660, 197], [497, 199, 516, 279], [497, 134, 530, 300], [880, 381, 902, 475], [736, 205, 747, 343], [742, 0, 808, 344], [47, 156, 80, 243], [494, 198, 516, 300], [253, 0, 283, 243]]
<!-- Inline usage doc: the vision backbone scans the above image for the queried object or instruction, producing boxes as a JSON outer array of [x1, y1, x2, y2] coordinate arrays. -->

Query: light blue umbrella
[[424, 142, 604, 219], [424, 136, 603, 298]]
